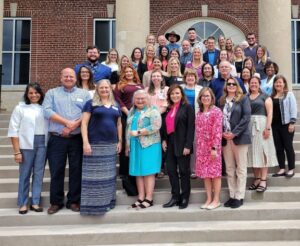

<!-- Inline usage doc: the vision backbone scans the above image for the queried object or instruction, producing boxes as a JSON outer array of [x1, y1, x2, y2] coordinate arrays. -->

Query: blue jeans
[[18, 135, 46, 206]]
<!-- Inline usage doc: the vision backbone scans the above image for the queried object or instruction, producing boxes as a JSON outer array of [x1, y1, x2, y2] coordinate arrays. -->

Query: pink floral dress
[[195, 106, 223, 178]]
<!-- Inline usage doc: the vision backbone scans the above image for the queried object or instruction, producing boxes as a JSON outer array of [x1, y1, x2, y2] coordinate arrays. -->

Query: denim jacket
[[278, 91, 297, 125], [126, 106, 162, 148]]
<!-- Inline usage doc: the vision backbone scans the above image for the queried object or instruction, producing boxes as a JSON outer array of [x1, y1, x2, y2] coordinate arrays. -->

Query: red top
[[166, 102, 180, 134]]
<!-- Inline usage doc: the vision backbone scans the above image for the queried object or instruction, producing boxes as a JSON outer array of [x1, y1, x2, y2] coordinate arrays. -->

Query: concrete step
[[0, 114, 11, 120], [108, 243, 300, 246], [0, 186, 300, 209], [1, 173, 300, 193], [1, 202, 300, 227], [0, 220, 300, 245]]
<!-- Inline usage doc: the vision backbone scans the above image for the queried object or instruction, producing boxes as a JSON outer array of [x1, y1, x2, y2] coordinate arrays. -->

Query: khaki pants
[[223, 140, 248, 200]]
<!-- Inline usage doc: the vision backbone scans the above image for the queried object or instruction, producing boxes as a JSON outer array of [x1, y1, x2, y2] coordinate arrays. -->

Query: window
[[2, 18, 31, 85], [94, 19, 116, 62], [292, 20, 300, 84]]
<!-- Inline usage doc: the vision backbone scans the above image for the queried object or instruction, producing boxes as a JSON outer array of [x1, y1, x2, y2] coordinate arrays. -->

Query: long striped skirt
[[80, 142, 117, 215]]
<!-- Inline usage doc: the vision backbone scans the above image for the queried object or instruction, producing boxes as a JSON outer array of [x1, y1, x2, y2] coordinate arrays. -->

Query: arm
[[231, 96, 251, 137], [113, 87, 128, 115], [81, 112, 92, 155], [263, 97, 273, 139], [184, 104, 195, 150], [140, 108, 162, 135], [116, 117, 122, 153], [288, 92, 298, 133]]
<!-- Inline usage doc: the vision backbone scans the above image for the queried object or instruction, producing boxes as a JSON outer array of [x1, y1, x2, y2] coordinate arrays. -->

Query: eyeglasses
[[227, 83, 237, 87]]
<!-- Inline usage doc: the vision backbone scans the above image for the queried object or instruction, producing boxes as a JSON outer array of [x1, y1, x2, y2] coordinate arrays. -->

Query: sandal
[[157, 171, 165, 179], [131, 199, 143, 208], [248, 178, 261, 190], [138, 199, 153, 209], [256, 179, 267, 193]]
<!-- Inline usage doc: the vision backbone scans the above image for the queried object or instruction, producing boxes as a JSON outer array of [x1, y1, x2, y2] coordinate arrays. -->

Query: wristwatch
[[137, 130, 141, 135]]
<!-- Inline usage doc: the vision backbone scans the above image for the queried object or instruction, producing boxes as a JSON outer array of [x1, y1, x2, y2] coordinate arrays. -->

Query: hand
[[116, 142, 122, 154], [183, 148, 190, 156], [288, 124, 295, 133], [162, 141, 167, 152], [130, 130, 139, 137], [223, 132, 235, 140], [125, 145, 130, 157], [263, 129, 270, 139], [83, 143, 92, 155], [211, 149, 217, 160], [15, 153, 22, 164], [66, 120, 78, 131], [61, 127, 71, 137]]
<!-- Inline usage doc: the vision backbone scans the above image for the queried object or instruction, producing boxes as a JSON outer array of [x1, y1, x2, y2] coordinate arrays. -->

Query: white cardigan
[[7, 102, 48, 149]]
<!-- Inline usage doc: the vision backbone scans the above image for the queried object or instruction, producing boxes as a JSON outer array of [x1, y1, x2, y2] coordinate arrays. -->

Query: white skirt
[[247, 115, 278, 168]]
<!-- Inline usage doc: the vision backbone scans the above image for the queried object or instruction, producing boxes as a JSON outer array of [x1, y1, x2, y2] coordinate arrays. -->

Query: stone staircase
[[0, 111, 300, 245]]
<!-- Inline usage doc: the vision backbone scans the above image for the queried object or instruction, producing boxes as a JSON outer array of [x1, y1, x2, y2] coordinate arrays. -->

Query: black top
[[235, 61, 243, 74], [272, 98, 282, 126], [165, 76, 184, 87]]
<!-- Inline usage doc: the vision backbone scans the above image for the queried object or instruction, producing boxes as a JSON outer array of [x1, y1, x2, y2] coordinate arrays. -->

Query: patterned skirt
[[80, 142, 117, 215]]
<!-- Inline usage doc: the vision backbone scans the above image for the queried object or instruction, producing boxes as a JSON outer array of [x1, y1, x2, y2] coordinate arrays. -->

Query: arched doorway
[[165, 17, 245, 45]]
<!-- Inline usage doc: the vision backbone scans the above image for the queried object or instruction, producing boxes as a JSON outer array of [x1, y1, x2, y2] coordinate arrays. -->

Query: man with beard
[[75, 45, 111, 84], [187, 27, 206, 54]]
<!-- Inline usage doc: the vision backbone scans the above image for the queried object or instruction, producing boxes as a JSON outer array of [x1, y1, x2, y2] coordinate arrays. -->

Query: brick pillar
[[116, 0, 150, 56], [259, 0, 292, 85]]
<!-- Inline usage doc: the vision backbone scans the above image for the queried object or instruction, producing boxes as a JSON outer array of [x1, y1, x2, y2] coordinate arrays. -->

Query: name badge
[[76, 98, 83, 102], [158, 92, 165, 100], [177, 77, 183, 82], [112, 106, 119, 111]]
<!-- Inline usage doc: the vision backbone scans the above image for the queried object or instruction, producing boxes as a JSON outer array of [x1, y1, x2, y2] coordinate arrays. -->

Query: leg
[[178, 154, 191, 201], [232, 144, 248, 200], [281, 125, 295, 172], [248, 168, 261, 190], [67, 135, 83, 205], [203, 178, 213, 206], [272, 125, 286, 171], [223, 140, 237, 199], [18, 149, 35, 207], [144, 175, 155, 201], [211, 177, 221, 205], [31, 136, 46, 206], [165, 138, 180, 200], [136, 176, 145, 201], [47, 135, 68, 206]]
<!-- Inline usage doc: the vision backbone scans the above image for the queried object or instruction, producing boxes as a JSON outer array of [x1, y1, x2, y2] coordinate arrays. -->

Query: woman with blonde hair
[[185, 47, 205, 79], [101, 48, 119, 72], [165, 57, 183, 86], [81, 79, 122, 215], [142, 57, 168, 88], [110, 55, 131, 86], [255, 46, 269, 80], [220, 77, 251, 209], [143, 44, 156, 71], [233, 45, 245, 77]]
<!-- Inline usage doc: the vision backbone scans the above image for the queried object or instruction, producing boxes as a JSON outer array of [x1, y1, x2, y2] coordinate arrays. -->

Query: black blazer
[[137, 62, 147, 82], [221, 96, 251, 146], [203, 49, 220, 66], [162, 103, 195, 157]]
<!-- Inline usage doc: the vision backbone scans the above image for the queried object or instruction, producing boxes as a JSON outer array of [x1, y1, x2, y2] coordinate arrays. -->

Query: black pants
[[272, 124, 295, 170], [47, 134, 83, 206], [119, 113, 137, 196], [166, 134, 191, 201]]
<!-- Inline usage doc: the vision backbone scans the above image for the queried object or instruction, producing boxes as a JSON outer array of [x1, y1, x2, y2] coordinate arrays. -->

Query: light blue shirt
[[43, 86, 91, 135]]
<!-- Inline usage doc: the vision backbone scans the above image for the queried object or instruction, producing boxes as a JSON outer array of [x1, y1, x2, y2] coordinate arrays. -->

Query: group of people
[[8, 29, 297, 215]]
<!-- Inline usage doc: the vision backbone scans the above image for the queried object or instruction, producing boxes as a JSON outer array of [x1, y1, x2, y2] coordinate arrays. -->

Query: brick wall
[[4, 0, 115, 91], [4, 0, 256, 91]]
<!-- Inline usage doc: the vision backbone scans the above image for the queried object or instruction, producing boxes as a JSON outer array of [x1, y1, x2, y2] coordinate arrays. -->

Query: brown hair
[[271, 74, 289, 98], [183, 68, 198, 85], [248, 76, 262, 94], [219, 77, 244, 106], [117, 65, 141, 91], [197, 87, 216, 112], [167, 84, 188, 106], [148, 70, 166, 95]]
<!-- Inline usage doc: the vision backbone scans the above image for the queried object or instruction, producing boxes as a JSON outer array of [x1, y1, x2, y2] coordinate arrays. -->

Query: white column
[[116, 0, 150, 56], [259, 0, 292, 85]]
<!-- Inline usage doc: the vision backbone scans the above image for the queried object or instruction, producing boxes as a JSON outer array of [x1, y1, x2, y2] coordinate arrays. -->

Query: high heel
[[256, 179, 267, 193], [248, 178, 260, 190], [138, 199, 153, 209]]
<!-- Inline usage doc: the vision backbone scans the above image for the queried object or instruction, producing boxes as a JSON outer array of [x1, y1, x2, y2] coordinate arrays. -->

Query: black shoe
[[30, 205, 43, 212], [230, 199, 243, 209], [224, 198, 235, 207], [179, 199, 189, 209], [163, 198, 180, 208], [272, 172, 286, 177]]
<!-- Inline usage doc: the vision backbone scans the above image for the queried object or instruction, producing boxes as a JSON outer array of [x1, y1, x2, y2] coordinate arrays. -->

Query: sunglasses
[[227, 83, 237, 87]]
